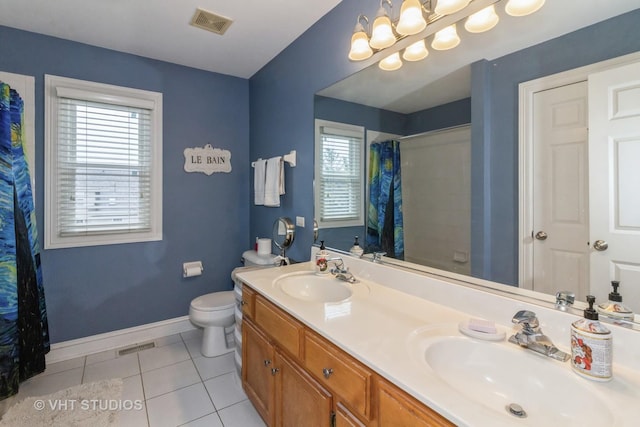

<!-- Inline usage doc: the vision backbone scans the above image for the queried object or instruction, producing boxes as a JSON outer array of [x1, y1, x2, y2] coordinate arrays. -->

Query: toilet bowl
[[189, 290, 236, 357]]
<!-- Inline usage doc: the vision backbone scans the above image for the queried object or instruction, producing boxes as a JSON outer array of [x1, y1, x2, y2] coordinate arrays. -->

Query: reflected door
[[532, 82, 590, 298], [588, 61, 640, 314]]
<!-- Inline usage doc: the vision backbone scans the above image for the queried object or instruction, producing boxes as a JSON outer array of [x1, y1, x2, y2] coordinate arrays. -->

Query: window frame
[[314, 119, 365, 229], [44, 75, 163, 249]]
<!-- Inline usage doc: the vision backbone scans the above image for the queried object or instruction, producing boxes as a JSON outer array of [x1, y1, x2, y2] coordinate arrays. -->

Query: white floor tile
[[192, 352, 235, 381], [180, 328, 202, 342], [120, 400, 149, 427], [180, 412, 223, 427], [41, 356, 85, 376], [83, 353, 140, 383], [16, 367, 84, 398], [183, 337, 204, 360], [153, 333, 182, 348], [217, 399, 266, 427], [204, 371, 247, 410], [86, 348, 118, 365], [139, 341, 190, 372], [142, 359, 201, 399], [122, 374, 145, 402], [146, 383, 215, 427]]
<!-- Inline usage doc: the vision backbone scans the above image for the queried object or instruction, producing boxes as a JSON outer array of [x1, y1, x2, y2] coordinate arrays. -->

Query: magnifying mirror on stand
[[272, 217, 295, 265]]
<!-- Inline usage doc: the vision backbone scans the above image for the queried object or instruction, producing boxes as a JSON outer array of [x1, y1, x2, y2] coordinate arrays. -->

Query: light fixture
[[403, 39, 429, 61], [464, 5, 499, 33], [348, 15, 373, 61], [432, 24, 460, 50], [505, 0, 545, 17], [379, 52, 403, 71], [434, 0, 471, 15], [396, 0, 427, 36], [347, 0, 545, 71], [370, 0, 396, 50]]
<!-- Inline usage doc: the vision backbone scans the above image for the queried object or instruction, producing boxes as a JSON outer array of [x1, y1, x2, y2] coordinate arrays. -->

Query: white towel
[[253, 159, 266, 205], [264, 156, 284, 207]]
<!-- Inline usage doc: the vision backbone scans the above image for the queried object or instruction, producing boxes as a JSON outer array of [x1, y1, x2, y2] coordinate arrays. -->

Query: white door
[[588, 61, 640, 314], [531, 82, 590, 298]]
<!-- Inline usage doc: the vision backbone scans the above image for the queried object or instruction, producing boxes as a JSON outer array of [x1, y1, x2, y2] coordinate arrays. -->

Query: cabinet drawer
[[304, 331, 372, 419], [242, 286, 256, 319], [254, 295, 303, 358]]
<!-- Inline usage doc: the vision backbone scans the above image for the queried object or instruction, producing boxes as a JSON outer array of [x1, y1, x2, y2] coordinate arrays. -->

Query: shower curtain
[[366, 140, 404, 258], [0, 82, 49, 399]]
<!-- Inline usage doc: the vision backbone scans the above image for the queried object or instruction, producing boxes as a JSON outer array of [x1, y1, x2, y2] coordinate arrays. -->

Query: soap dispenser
[[597, 281, 634, 324], [315, 240, 329, 275], [571, 295, 612, 381], [349, 236, 364, 257]]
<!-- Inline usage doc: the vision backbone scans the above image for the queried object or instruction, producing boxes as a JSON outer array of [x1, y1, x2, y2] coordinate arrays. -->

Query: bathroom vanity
[[236, 251, 640, 426]]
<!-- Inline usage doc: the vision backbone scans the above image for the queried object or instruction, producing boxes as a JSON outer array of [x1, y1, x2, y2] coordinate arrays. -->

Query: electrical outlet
[[296, 216, 305, 227]]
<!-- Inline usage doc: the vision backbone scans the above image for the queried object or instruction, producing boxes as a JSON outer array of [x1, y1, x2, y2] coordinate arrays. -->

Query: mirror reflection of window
[[314, 120, 364, 229]]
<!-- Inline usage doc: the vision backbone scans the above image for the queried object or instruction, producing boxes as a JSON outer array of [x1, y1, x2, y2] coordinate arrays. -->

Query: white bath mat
[[0, 378, 123, 427]]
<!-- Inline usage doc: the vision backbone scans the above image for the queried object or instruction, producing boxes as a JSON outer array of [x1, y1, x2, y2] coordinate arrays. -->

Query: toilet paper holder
[[183, 261, 204, 278]]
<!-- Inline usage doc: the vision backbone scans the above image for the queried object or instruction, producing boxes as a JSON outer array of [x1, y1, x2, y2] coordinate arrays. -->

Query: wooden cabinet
[[376, 378, 454, 427], [304, 330, 372, 421], [241, 284, 453, 427]]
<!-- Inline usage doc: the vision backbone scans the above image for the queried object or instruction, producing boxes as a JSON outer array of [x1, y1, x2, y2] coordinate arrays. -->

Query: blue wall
[[250, 3, 640, 282], [0, 26, 250, 342]]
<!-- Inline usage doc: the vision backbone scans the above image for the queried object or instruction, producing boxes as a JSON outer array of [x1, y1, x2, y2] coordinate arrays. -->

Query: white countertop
[[236, 256, 640, 426]]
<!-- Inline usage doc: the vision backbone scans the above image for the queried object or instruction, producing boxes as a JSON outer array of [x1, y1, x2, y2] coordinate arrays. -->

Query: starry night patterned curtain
[[0, 82, 49, 399], [366, 140, 404, 259]]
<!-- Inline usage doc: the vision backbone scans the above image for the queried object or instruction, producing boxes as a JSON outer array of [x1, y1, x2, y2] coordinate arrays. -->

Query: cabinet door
[[274, 350, 333, 427], [243, 320, 275, 426], [376, 379, 453, 427], [242, 285, 256, 319], [335, 402, 367, 427]]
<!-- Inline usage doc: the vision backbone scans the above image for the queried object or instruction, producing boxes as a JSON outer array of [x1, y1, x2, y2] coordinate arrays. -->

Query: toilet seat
[[190, 291, 235, 312]]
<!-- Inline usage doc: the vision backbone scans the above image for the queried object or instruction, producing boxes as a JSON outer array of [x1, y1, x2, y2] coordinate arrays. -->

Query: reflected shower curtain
[[366, 140, 403, 258], [0, 82, 49, 399]]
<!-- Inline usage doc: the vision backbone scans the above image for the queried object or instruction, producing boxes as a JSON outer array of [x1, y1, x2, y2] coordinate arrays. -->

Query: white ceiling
[[0, 0, 342, 78], [318, 1, 640, 113]]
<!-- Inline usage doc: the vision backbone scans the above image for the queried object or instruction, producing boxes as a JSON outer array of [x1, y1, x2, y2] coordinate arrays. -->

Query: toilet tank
[[242, 250, 277, 266]]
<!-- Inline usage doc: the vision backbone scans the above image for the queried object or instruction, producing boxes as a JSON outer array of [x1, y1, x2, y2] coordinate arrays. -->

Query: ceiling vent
[[190, 8, 233, 35]]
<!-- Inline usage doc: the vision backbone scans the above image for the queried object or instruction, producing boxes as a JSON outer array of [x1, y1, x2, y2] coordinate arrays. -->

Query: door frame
[[518, 51, 640, 290]]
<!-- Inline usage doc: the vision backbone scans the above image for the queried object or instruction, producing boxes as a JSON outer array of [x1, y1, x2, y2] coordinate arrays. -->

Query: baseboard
[[46, 316, 198, 364]]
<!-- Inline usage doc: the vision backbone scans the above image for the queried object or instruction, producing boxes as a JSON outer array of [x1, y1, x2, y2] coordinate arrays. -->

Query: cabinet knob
[[322, 368, 334, 379], [263, 359, 271, 367], [240, 300, 247, 306], [271, 367, 280, 376]]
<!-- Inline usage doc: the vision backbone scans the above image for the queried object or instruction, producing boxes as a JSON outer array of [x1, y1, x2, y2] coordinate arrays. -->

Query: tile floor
[[5, 329, 266, 427]]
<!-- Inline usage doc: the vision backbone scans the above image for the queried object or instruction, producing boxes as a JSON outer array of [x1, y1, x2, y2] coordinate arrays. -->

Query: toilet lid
[[191, 291, 236, 312]]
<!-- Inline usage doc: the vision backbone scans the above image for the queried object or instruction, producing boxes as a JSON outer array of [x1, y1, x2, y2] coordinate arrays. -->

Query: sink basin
[[407, 324, 616, 425], [274, 272, 353, 303]]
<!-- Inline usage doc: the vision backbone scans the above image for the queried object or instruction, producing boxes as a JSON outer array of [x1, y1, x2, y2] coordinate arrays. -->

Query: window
[[314, 120, 364, 228], [45, 75, 162, 249]]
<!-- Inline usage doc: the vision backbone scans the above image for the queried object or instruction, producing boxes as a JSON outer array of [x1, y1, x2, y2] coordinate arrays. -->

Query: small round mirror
[[273, 217, 295, 253]]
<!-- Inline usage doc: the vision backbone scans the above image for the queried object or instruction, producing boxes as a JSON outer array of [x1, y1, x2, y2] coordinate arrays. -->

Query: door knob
[[535, 231, 548, 240], [593, 240, 608, 251]]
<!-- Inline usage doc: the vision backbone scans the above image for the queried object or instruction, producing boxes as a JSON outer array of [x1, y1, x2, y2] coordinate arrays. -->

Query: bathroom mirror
[[273, 217, 295, 253], [313, 2, 640, 325]]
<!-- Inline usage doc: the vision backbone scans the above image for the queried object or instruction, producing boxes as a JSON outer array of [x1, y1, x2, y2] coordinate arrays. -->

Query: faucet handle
[[555, 290, 575, 311], [512, 310, 539, 329], [372, 252, 387, 263]]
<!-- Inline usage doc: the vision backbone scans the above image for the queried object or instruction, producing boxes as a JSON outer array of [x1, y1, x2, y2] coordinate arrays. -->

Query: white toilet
[[189, 290, 236, 357]]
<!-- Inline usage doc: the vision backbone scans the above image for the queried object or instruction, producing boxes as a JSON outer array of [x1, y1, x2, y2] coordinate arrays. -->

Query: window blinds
[[318, 126, 362, 222], [55, 96, 153, 236]]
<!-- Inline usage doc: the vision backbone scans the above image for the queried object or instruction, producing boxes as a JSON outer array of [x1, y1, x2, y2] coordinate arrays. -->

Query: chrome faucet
[[555, 290, 575, 311], [372, 252, 386, 263], [508, 310, 570, 362], [329, 258, 358, 283]]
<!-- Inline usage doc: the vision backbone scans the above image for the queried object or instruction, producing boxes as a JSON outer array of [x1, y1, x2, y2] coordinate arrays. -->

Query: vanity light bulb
[[379, 52, 403, 71], [370, 7, 396, 49], [403, 40, 429, 61], [397, 0, 427, 36], [349, 29, 373, 61], [431, 24, 460, 51], [464, 5, 499, 33], [505, 0, 546, 17], [434, 0, 471, 15]]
